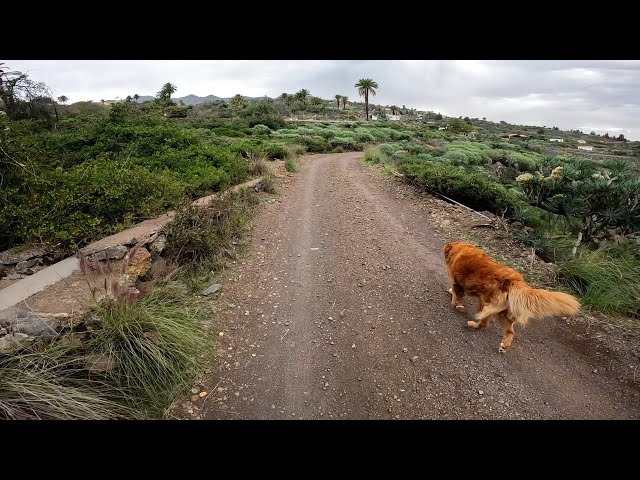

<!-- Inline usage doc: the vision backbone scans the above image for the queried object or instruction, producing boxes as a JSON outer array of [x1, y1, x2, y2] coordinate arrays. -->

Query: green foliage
[[89, 282, 210, 417], [401, 159, 522, 214], [284, 158, 299, 173], [558, 244, 640, 317], [165, 189, 259, 268], [515, 159, 640, 242]]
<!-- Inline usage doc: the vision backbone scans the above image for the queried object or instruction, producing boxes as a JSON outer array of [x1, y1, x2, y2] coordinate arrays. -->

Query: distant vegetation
[[2, 63, 640, 319]]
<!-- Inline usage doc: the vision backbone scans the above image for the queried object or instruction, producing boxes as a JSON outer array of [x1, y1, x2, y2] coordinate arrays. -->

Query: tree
[[355, 78, 378, 121], [537, 128, 545, 135], [435, 113, 443, 120], [590, 131, 596, 136], [310, 96, 324, 106], [482, 117, 486, 121], [335, 94, 342, 108], [57, 95, 68, 105], [230, 94, 248, 109], [294, 89, 310, 104], [390, 105, 400, 115], [156, 82, 177, 104], [134, 94, 140, 103], [0, 63, 58, 125], [448, 118, 474, 134], [617, 134, 626, 142], [341, 96, 348, 110], [125, 95, 132, 103]]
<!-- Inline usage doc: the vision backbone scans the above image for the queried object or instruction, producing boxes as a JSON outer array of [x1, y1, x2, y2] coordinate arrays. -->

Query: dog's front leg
[[448, 284, 466, 311], [468, 302, 503, 330]]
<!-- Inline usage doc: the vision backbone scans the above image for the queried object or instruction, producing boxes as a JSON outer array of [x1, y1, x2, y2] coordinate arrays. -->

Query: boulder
[[127, 247, 152, 281], [0, 306, 62, 340], [91, 245, 129, 261]]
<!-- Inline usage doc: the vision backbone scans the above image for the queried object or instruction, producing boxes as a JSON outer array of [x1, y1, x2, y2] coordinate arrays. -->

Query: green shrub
[[164, 189, 259, 267], [558, 244, 640, 317], [284, 158, 299, 173], [401, 159, 522, 214]]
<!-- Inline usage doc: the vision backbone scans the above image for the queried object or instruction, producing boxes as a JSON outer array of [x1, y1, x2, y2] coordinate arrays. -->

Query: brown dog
[[443, 241, 580, 353]]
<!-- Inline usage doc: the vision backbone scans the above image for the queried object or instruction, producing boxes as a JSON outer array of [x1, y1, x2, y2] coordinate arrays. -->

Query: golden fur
[[443, 241, 580, 352]]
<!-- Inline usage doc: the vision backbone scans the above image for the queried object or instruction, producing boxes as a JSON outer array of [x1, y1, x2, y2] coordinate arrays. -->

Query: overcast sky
[[5, 60, 640, 140]]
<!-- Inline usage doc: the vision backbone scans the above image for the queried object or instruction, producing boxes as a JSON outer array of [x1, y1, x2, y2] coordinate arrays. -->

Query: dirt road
[[199, 152, 640, 419]]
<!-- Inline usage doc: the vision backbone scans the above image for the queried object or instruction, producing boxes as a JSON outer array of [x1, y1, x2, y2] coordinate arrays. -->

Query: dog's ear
[[443, 242, 455, 259]]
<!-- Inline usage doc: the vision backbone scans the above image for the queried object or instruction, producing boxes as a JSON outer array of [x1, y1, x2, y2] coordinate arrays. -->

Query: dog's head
[[443, 241, 463, 260]]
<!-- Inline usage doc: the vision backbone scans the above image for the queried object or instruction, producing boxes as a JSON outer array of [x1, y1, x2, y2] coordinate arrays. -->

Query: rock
[[202, 283, 222, 296], [0, 245, 46, 265], [0, 265, 6, 279], [0, 332, 36, 353], [149, 234, 167, 254], [199, 391, 207, 398], [411, 356, 419, 362], [0, 307, 61, 340], [92, 245, 129, 261], [123, 237, 139, 247], [15, 316, 61, 340], [86, 353, 115, 373], [15, 258, 39, 271], [0, 327, 7, 336], [3, 272, 26, 281], [191, 395, 200, 403], [143, 331, 161, 346], [402, 348, 408, 353], [191, 387, 200, 394], [478, 390, 484, 395], [127, 247, 152, 281], [228, 303, 236, 308]]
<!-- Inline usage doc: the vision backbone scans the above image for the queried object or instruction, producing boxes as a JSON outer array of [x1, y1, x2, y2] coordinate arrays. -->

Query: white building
[[388, 114, 401, 121], [549, 138, 564, 142], [577, 140, 587, 144], [577, 145, 593, 151], [370, 115, 378, 121]]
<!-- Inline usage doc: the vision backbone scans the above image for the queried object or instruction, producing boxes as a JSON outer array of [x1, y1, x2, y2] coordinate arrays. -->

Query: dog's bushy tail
[[508, 281, 580, 326]]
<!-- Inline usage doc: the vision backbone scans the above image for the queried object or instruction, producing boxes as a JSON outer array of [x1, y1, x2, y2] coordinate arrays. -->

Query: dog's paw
[[467, 320, 479, 329], [455, 305, 466, 312]]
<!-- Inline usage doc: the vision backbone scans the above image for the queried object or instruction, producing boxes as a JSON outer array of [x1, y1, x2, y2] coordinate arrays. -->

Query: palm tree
[[57, 95, 68, 105], [355, 78, 378, 121], [134, 94, 140, 103], [310, 96, 323, 106], [341, 96, 348, 110], [335, 94, 342, 108], [390, 105, 400, 115], [156, 82, 177, 103], [125, 95, 132, 103], [295, 89, 310, 104]]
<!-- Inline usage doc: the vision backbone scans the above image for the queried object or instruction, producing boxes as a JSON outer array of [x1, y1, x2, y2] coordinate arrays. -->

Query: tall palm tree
[[125, 95, 132, 103], [57, 95, 68, 105], [355, 78, 378, 121], [134, 94, 140, 103], [341, 96, 348, 110], [335, 94, 342, 108], [295, 89, 310, 104]]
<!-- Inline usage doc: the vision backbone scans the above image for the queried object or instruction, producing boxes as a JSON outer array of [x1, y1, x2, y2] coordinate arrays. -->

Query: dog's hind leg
[[498, 312, 516, 353]]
